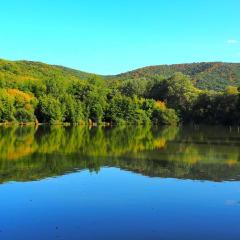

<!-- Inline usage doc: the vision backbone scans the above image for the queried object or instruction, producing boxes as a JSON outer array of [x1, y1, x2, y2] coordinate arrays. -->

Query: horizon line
[[1, 57, 240, 76]]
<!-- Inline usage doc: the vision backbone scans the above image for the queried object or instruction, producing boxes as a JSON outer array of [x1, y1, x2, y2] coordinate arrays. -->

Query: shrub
[[152, 108, 179, 125]]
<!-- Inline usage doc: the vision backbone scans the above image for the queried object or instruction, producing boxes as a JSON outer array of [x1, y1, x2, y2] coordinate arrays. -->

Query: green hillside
[[1, 59, 240, 91], [0, 58, 96, 84], [116, 62, 240, 91], [1, 58, 240, 126], [0, 58, 180, 126]]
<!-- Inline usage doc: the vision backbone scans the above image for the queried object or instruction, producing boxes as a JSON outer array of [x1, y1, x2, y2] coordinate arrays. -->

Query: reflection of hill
[[108, 158, 240, 182], [0, 126, 240, 183]]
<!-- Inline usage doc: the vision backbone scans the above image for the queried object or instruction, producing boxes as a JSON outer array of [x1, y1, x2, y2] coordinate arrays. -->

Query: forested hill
[[1, 58, 240, 126], [1, 59, 240, 91], [116, 62, 240, 91], [0, 59, 95, 83]]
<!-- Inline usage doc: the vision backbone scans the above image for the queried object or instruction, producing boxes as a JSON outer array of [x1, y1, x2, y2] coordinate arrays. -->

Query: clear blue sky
[[0, 0, 239, 74]]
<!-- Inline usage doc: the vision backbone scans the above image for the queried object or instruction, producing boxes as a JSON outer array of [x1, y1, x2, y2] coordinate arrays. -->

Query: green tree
[[0, 89, 15, 122], [152, 108, 179, 125], [36, 95, 63, 124], [62, 94, 84, 123]]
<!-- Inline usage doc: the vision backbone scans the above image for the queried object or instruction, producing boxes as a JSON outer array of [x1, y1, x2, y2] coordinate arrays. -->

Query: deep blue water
[[0, 126, 240, 239]]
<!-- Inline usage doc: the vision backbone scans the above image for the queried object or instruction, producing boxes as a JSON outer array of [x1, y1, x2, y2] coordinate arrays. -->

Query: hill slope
[[0, 59, 96, 84], [1, 58, 240, 125], [0, 59, 240, 91], [116, 62, 240, 91]]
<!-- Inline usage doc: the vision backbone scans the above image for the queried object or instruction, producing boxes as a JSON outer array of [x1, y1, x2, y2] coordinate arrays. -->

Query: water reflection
[[0, 125, 240, 183]]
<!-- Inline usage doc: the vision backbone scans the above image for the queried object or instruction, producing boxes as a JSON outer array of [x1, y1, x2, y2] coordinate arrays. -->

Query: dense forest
[[116, 62, 240, 91], [0, 59, 240, 125]]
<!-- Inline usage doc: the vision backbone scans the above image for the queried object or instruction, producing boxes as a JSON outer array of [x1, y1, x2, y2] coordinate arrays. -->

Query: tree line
[[0, 71, 240, 125]]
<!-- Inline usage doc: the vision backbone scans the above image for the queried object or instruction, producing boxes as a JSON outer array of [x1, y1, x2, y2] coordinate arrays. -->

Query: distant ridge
[[116, 62, 240, 91], [0, 59, 240, 91], [0, 58, 97, 83]]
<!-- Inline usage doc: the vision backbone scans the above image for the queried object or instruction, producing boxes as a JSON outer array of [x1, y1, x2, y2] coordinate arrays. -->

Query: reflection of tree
[[0, 125, 240, 183], [0, 126, 37, 160], [31, 125, 178, 158]]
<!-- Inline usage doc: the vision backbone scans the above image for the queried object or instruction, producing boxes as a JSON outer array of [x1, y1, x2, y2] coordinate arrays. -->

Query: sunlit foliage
[[0, 59, 240, 125]]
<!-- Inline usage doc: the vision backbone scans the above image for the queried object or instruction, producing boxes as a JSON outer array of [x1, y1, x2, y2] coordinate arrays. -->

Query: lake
[[0, 125, 240, 240]]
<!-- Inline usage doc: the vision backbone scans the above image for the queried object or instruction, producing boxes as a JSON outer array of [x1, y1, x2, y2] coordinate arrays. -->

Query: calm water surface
[[0, 125, 240, 240]]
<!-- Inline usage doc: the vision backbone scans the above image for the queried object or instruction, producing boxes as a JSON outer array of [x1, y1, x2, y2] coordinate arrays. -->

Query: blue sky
[[0, 0, 239, 74]]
